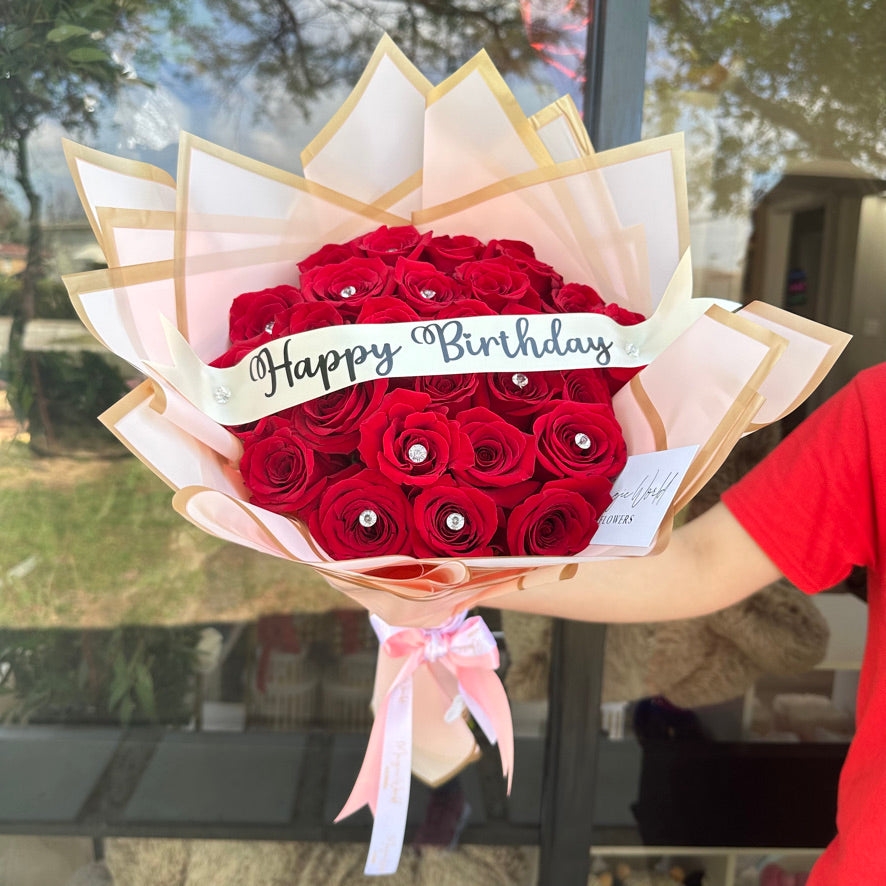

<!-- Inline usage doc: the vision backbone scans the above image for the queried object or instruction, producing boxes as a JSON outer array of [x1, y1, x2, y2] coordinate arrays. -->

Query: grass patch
[[0, 440, 348, 627]]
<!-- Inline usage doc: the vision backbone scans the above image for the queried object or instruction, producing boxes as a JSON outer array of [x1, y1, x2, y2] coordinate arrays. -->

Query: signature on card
[[610, 469, 680, 510]]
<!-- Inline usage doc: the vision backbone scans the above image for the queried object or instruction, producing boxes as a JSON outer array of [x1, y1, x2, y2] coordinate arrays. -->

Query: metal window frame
[[537, 3, 650, 884]]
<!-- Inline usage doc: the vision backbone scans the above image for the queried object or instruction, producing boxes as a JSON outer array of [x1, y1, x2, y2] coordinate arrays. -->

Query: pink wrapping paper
[[63, 36, 851, 874]]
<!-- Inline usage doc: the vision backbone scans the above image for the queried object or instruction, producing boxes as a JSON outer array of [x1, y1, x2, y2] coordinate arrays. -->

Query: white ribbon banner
[[150, 295, 734, 426], [146, 251, 737, 425]]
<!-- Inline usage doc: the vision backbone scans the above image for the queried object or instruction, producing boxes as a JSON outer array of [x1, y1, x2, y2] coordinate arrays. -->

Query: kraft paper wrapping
[[64, 37, 850, 792]]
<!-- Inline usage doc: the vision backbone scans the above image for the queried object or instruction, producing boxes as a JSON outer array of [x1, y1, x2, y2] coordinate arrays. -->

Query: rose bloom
[[354, 224, 431, 266], [211, 330, 272, 368], [394, 258, 466, 316], [592, 301, 647, 393], [533, 400, 627, 479], [506, 477, 612, 556], [411, 482, 498, 558], [239, 417, 328, 513], [435, 298, 497, 319], [229, 284, 303, 343], [272, 301, 345, 337], [300, 256, 394, 314], [514, 255, 563, 303], [561, 368, 612, 407], [551, 282, 605, 314], [451, 406, 536, 488], [594, 302, 646, 326], [501, 302, 542, 315], [455, 256, 538, 311], [356, 295, 420, 324], [475, 370, 563, 426], [424, 234, 484, 274], [411, 373, 479, 416], [297, 242, 360, 273], [358, 389, 473, 487], [290, 379, 388, 454], [309, 469, 413, 559], [482, 238, 536, 260]]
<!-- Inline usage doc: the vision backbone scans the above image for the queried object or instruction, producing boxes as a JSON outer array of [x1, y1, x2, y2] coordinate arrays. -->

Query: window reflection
[[643, 0, 886, 393], [0, 3, 569, 860]]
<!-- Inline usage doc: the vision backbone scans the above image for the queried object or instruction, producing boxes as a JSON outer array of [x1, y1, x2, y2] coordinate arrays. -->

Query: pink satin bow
[[336, 611, 514, 875]]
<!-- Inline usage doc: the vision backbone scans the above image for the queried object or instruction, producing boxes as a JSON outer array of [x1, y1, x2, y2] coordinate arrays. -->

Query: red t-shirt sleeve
[[722, 373, 878, 593]]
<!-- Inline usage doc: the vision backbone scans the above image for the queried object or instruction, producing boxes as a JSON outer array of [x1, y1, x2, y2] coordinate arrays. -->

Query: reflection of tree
[[646, 0, 886, 211], [0, 1, 177, 440], [187, 0, 562, 120]]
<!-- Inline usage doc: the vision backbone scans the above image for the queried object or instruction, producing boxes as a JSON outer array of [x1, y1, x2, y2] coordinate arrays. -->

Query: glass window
[[643, 0, 886, 396], [0, 1, 592, 873]]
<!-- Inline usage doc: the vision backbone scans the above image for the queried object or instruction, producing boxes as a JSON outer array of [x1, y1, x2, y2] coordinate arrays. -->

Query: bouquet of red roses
[[62, 37, 849, 874], [219, 224, 642, 562]]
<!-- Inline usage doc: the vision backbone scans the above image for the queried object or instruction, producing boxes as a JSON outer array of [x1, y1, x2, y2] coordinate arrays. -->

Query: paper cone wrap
[[63, 35, 850, 873]]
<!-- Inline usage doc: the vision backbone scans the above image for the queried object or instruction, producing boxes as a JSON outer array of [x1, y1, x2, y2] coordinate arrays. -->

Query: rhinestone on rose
[[626, 343, 640, 358], [511, 373, 529, 388], [574, 432, 592, 450], [445, 512, 466, 531], [358, 509, 378, 528], [213, 386, 232, 404], [339, 285, 357, 298], [420, 288, 436, 300], [264, 322, 274, 333], [407, 443, 429, 464]]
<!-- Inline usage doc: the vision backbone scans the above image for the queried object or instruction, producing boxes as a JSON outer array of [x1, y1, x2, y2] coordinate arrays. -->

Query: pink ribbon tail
[[335, 691, 388, 821], [334, 613, 514, 876], [458, 666, 515, 793]]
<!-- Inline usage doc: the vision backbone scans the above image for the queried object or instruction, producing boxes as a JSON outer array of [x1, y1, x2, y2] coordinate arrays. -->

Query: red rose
[[411, 482, 498, 557], [561, 368, 612, 407], [300, 256, 394, 314], [356, 295, 420, 324], [483, 478, 542, 510], [290, 379, 388, 454], [500, 252, 563, 303], [475, 370, 563, 424], [394, 258, 466, 315], [593, 302, 646, 326], [482, 238, 536, 259], [552, 282, 605, 313], [455, 256, 537, 311], [297, 242, 360, 273], [451, 406, 536, 487], [354, 225, 431, 266], [309, 470, 413, 559], [436, 299, 497, 319], [592, 302, 647, 393], [501, 302, 542, 315], [233, 412, 280, 447], [533, 400, 627, 479], [425, 234, 485, 274], [239, 417, 327, 513], [211, 331, 272, 368], [272, 301, 345, 336], [412, 373, 479, 416], [229, 285, 302, 343], [358, 389, 474, 487], [506, 477, 612, 556]]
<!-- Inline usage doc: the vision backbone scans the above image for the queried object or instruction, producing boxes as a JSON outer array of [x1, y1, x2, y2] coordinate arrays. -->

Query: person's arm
[[490, 502, 784, 623]]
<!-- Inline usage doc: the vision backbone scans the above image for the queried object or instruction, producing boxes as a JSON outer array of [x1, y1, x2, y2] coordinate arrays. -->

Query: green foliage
[[29, 351, 129, 432], [0, 0, 183, 147], [646, 0, 886, 210], [185, 0, 550, 121], [0, 625, 200, 726]]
